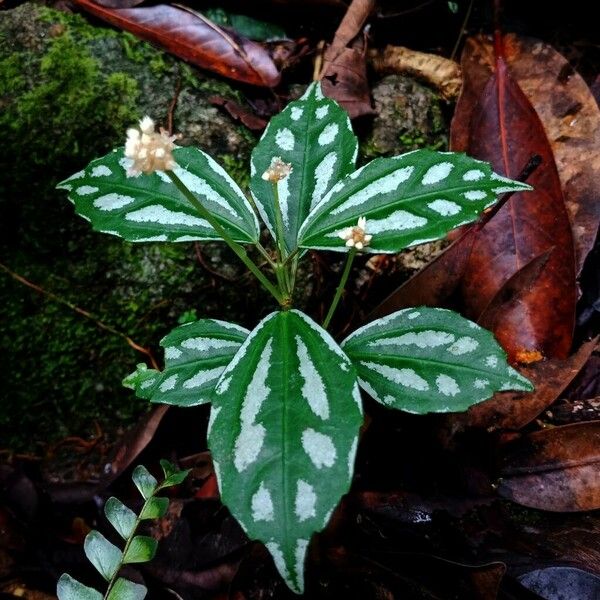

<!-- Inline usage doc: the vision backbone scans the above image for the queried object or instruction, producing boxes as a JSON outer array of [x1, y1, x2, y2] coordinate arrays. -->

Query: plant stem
[[323, 248, 356, 329], [166, 170, 284, 305], [271, 181, 287, 261]]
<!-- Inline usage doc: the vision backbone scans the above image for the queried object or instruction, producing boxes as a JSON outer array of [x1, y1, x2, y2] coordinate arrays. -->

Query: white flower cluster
[[261, 157, 293, 182], [125, 116, 178, 176], [338, 216, 372, 250]]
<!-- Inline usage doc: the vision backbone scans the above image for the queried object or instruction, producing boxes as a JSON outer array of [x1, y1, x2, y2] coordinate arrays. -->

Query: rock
[[362, 74, 448, 158], [0, 3, 266, 451]]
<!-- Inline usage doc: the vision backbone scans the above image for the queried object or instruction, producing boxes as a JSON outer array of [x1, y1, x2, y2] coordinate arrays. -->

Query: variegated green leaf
[[124, 319, 249, 407], [208, 310, 363, 593], [298, 150, 532, 253], [57, 147, 259, 244], [342, 307, 533, 414], [250, 82, 358, 251]]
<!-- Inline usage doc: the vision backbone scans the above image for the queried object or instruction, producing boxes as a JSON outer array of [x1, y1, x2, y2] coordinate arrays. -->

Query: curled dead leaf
[[369, 45, 462, 100]]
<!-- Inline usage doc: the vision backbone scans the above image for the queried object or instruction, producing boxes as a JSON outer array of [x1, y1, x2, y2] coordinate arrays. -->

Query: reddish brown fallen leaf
[[476, 248, 552, 338], [498, 421, 600, 512], [320, 0, 376, 118], [72, 0, 280, 87], [445, 337, 598, 434], [451, 33, 576, 360], [453, 34, 600, 279], [209, 96, 267, 131]]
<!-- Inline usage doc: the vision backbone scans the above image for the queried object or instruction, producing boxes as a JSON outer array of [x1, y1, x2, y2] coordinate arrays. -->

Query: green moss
[[219, 152, 251, 190], [0, 31, 139, 184], [0, 4, 261, 451]]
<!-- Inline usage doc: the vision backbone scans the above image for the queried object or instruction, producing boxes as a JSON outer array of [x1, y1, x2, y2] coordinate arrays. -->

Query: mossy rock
[[0, 4, 267, 451], [362, 74, 448, 159]]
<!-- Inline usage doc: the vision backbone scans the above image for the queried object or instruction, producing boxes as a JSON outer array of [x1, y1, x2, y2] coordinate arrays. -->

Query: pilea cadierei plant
[[58, 83, 533, 594]]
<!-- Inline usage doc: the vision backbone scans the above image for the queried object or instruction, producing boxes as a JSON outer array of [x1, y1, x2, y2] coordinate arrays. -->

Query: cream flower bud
[[124, 116, 180, 177], [338, 216, 372, 250], [262, 157, 293, 182]]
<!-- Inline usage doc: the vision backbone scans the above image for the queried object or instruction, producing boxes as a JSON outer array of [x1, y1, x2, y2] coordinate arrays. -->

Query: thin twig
[[167, 74, 182, 136], [450, 0, 475, 61], [0, 262, 159, 370]]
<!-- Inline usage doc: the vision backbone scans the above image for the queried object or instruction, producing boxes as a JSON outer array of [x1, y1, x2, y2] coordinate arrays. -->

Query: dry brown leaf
[[320, 0, 376, 118], [498, 421, 600, 512], [453, 34, 600, 277], [369, 45, 462, 100]]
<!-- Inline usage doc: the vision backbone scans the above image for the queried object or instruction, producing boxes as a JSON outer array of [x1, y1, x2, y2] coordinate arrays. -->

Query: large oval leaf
[[342, 307, 532, 414], [123, 319, 249, 406], [450, 35, 576, 360], [298, 149, 531, 253], [57, 147, 259, 244], [208, 310, 363, 593], [250, 82, 358, 251]]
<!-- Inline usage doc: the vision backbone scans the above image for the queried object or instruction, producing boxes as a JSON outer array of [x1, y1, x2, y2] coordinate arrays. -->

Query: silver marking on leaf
[[421, 162, 454, 185], [91, 165, 112, 177], [275, 128, 295, 151], [93, 193, 136, 211], [182, 366, 224, 389], [365, 209, 428, 233], [233, 339, 273, 472], [447, 336, 479, 355], [436, 374, 460, 397], [311, 152, 337, 210], [159, 374, 178, 392], [362, 362, 429, 391], [181, 337, 240, 352], [251, 481, 275, 522], [315, 105, 329, 119], [295, 480, 317, 521], [428, 199, 461, 216], [369, 330, 454, 349], [318, 123, 339, 146], [301, 428, 337, 468], [463, 169, 485, 181], [463, 190, 487, 201], [125, 205, 209, 228], [296, 336, 330, 420], [76, 185, 99, 196], [294, 539, 309, 594], [173, 167, 238, 218], [331, 166, 414, 215]]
